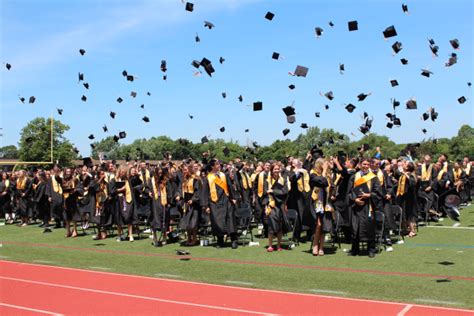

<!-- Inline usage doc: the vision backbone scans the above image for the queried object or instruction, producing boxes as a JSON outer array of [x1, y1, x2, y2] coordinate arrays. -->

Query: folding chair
[[235, 206, 254, 245], [284, 209, 299, 249], [389, 205, 404, 243], [374, 211, 385, 253], [416, 195, 429, 227], [331, 211, 343, 250]]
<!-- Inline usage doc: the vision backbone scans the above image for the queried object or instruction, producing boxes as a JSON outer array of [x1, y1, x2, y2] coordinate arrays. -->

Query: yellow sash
[[208, 172, 229, 203], [125, 180, 132, 203], [16, 177, 26, 190], [442, 162, 448, 173], [334, 173, 342, 186], [160, 185, 167, 206], [453, 169, 462, 182], [266, 176, 285, 214], [421, 163, 433, 181], [465, 164, 471, 176], [95, 180, 108, 209], [376, 170, 384, 186], [106, 172, 115, 182], [139, 169, 150, 183], [297, 170, 311, 193], [396, 174, 407, 197], [437, 170, 445, 182], [5, 180, 10, 189], [52, 175, 63, 194], [152, 178, 159, 200], [354, 172, 376, 188], [257, 172, 268, 198], [240, 171, 250, 190], [63, 178, 75, 199]]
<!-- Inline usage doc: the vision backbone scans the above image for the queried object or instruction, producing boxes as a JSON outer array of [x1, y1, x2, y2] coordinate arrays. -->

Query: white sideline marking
[[0, 256, 9, 259], [32, 260, 55, 264], [397, 304, 413, 316], [424, 226, 474, 230], [0, 276, 275, 315], [0, 302, 63, 315], [225, 280, 255, 286], [415, 298, 463, 306], [154, 273, 182, 278], [309, 289, 347, 295], [89, 266, 112, 271]]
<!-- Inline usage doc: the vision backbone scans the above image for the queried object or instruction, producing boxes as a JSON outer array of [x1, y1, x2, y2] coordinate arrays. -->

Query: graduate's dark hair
[[406, 162, 415, 172]]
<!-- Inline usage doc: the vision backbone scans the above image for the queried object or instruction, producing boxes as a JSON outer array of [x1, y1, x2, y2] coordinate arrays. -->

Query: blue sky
[[1, 0, 473, 156]]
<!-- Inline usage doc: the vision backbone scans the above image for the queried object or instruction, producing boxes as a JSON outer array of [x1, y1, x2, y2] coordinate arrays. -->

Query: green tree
[[449, 125, 474, 160], [18, 117, 77, 166], [0, 145, 19, 159], [91, 136, 122, 160]]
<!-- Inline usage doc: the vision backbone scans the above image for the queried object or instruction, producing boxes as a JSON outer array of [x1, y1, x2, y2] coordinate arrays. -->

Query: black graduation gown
[[16, 178, 34, 218], [288, 170, 311, 233], [150, 181, 172, 232], [76, 176, 96, 216], [396, 174, 418, 221], [236, 171, 252, 207], [33, 181, 50, 222], [179, 178, 202, 231], [348, 172, 383, 241], [417, 164, 436, 211], [201, 173, 237, 237], [62, 179, 81, 222], [46, 176, 64, 221], [135, 172, 152, 219], [265, 177, 291, 235], [0, 180, 12, 214], [303, 173, 329, 231], [252, 171, 269, 222], [90, 179, 113, 227], [332, 168, 355, 228]]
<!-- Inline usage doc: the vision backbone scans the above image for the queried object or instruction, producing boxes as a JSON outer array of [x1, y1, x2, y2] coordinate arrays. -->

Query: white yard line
[[397, 304, 413, 316]]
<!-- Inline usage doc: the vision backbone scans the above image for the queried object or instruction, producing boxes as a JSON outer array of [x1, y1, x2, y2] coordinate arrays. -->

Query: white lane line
[[424, 226, 474, 230], [0, 276, 276, 316], [154, 273, 182, 278], [89, 266, 112, 271], [225, 281, 255, 286], [32, 260, 55, 264], [309, 289, 348, 295], [0, 302, 63, 315], [415, 299, 463, 306], [397, 304, 413, 316]]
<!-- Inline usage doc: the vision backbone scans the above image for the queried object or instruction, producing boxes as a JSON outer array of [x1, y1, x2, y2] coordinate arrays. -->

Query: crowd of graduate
[[0, 147, 472, 258]]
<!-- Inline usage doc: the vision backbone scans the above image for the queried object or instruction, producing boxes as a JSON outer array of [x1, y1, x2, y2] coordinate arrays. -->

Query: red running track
[[0, 260, 473, 316]]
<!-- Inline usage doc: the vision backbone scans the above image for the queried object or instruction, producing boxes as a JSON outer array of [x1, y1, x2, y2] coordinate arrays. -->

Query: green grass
[[1, 205, 474, 310]]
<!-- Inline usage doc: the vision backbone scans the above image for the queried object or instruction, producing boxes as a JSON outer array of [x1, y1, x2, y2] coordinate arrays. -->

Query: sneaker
[[129, 236, 134, 242], [231, 240, 239, 249], [386, 246, 394, 252], [143, 228, 151, 234]]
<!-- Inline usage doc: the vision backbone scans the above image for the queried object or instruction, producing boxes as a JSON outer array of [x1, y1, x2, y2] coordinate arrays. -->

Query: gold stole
[[5, 180, 10, 189], [334, 173, 342, 186], [107, 172, 115, 182], [266, 176, 285, 214], [160, 184, 167, 206], [152, 178, 159, 200], [396, 174, 407, 196], [442, 162, 448, 173], [310, 169, 321, 201], [63, 178, 75, 199], [125, 180, 132, 203], [421, 164, 432, 181], [208, 172, 229, 203], [139, 169, 150, 183], [297, 170, 311, 193], [354, 172, 376, 188], [375, 169, 384, 186], [465, 164, 471, 176], [17, 177, 26, 190], [453, 169, 462, 182], [96, 180, 108, 209], [240, 171, 250, 190], [52, 175, 62, 194], [257, 172, 268, 198], [437, 170, 445, 182], [184, 177, 194, 194]]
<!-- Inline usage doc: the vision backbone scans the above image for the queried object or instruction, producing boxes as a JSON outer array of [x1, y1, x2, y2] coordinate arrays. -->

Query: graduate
[[178, 163, 202, 246], [252, 161, 271, 236], [62, 168, 80, 237], [76, 165, 95, 230], [149, 167, 172, 246], [15, 170, 33, 227], [416, 154, 437, 219], [0, 172, 13, 224], [33, 171, 51, 232], [116, 167, 139, 241], [91, 169, 112, 240], [287, 158, 311, 242], [236, 162, 252, 207], [396, 162, 418, 237], [136, 161, 152, 222], [201, 159, 238, 249], [462, 157, 472, 204], [348, 158, 383, 258]]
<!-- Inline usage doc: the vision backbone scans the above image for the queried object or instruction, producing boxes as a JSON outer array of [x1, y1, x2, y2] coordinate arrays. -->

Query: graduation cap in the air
[[468, 82, 471, 87], [102, 125, 108, 132], [238, 95, 243, 102], [57, 108, 63, 115], [348, 20, 358, 31], [127, 75, 135, 81], [83, 157, 93, 168], [345, 103, 356, 113], [113, 135, 120, 142], [265, 11, 275, 20], [81, 95, 87, 102], [422, 128, 427, 134], [283, 106, 296, 124], [117, 97, 123, 103], [300, 123, 309, 129], [339, 63, 345, 74], [421, 69, 433, 77], [219, 57, 225, 64], [429, 42, 439, 56], [140, 104, 145, 109], [320, 91, 334, 100], [162, 75, 167, 81], [315, 112, 320, 118], [392, 98, 400, 110], [29, 96, 36, 104], [185, 2, 194, 12], [244, 129, 249, 132], [79, 48, 86, 56], [188, 114, 193, 119], [147, 91, 151, 96], [122, 70, 128, 77], [78, 72, 84, 81], [392, 41, 403, 54], [293, 65, 309, 77], [325, 105, 330, 111], [222, 92, 226, 99], [329, 21, 334, 27], [83, 82, 89, 89], [201, 136, 209, 144], [393, 117, 401, 126], [19, 96, 25, 103], [219, 126, 225, 132], [315, 27, 323, 37], [458, 96, 467, 104], [119, 131, 127, 139], [131, 91, 137, 98], [289, 84, 295, 90], [88, 134, 95, 140], [5, 63, 11, 70], [200, 58, 215, 77], [160, 60, 167, 73], [272, 52, 280, 60], [445, 53, 457, 67], [383, 25, 397, 39], [310, 145, 324, 158], [406, 98, 417, 109], [386, 122, 394, 129], [110, 111, 116, 119], [195, 33, 200, 43], [422, 112, 430, 121], [191, 60, 201, 69], [204, 21, 215, 29], [357, 93, 371, 101], [282, 128, 290, 136], [402, 3, 409, 13], [400, 58, 409, 65], [450, 39, 460, 50], [142, 116, 150, 123], [390, 79, 399, 87], [430, 108, 438, 121], [253, 101, 263, 111]]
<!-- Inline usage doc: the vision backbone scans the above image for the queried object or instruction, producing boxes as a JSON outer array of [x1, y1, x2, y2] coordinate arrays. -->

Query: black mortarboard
[[294, 65, 309, 77], [78, 72, 84, 81], [430, 44, 439, 56], [357, 93, 370, 101], [19, 96, 25, 103], [102, 125, 108, 132], [445, 53, 457, 67], [253, 101, 263, 111], [185, 2, 194, 12], [272, 52, 280, 60], [282, 106, 296, 116], [188, 114, 193, 119], [315, 27, 323, 37], [163, 75, 167, 80], [88, 134, 95, 140], [329, 21, 334, 27], [195, 33, 200, 42], [421, 69, 433, 77], [29, 96, 36, 104], [83, 157, 93, 168], [142, 116, 150, 123], [363, 112, 369, 119], [265, 11, 274, 20], [238, 95, 243, 102], [147, 91, 151, 96], [348, 20, 358, 31], [282, 128, 290, 136], [444, 195, 461, 221], [219, 126, 225, 132], [321, 91, 334, 100], [315, 112, 320, 118], [127, 75, 134, 81], [201, 136, 209, 144], [301, 123, 308, 129], [324, 104, 329, 110], [73, 147, 80, 154], [383, 25, 397, 39], [406, 99, 417, 109], [110, 111, 116, 119], [245, 129, 249, 132], [113, 135, 119, 142], [386, 113, 394, 119], [79, 48, 86, 56], [310, 146, 324, 158], [219, 57, 225, 64], [422, 128, 427, 134], [392, 41, 402, 54], [422, 112, 430, 121], [5, 63, 11, 70], [57, 108, 63, 115], [117, 97, 123, 103], [122, 70, 128, 77], [200, 58, 215, 77], [119, 131, 127, 139], [392, 98, 400, 109], [204, 21, 215, 29], [191, 60, 200, 68], [468, 82, 472, 87], [430, 108, 438, 121], [161, 60, 167, 72], [223, 147, 230, 157], [458, 96, 466, 104], [339, 63, 345, 74], [390, 79, 399, 87], [393, 117, 401, 126], [83, 82, 89, 89], [450, 39, 460, 49], [400, 58, 409, 65], [81, 95, 87, 102], [140, 104, 145, 109], [288, 84, 295, 90], [386, 122, 393, 129], [222, 92, 226, 98], [402, 4, 409, 13], [359, 125, 370, 135], [345, 103, 356, 113], [131, 91, 137, 98]]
